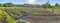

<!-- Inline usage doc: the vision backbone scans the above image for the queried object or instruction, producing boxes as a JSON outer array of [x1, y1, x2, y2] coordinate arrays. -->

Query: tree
[[34, 4, 41, 8], [41, 0, 52, 8], [41, 3, 51, 8], [41, 4, 46, 8], [3, 3, 13, 7], [45, 3, 51, 8], [55, 3, 59, 7], [0, 3, 3, 7]]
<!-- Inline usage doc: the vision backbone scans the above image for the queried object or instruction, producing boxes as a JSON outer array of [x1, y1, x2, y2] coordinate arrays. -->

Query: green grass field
[[0, 7, 60, 15], [47, 8, 60, 13], [0, 7, 60, 23]]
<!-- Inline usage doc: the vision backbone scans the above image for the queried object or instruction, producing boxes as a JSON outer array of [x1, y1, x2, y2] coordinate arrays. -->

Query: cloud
[[27, 0, 36, 4]]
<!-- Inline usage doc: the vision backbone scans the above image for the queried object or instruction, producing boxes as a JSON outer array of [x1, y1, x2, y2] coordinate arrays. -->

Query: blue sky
[[0, 0, 60, 5]]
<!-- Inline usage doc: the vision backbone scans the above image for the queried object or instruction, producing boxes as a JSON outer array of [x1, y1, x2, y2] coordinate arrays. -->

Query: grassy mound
[[0, 10, 16, 23]]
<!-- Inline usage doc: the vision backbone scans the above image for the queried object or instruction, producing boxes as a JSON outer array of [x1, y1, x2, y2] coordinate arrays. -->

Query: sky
[[0, 0, 60, 5]]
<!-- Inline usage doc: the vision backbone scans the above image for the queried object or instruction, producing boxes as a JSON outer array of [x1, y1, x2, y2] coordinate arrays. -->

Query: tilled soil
[[23, 10, 60, 23]]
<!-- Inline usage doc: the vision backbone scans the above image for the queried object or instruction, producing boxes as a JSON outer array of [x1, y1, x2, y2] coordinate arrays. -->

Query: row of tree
[[0, 3, 60, 8]]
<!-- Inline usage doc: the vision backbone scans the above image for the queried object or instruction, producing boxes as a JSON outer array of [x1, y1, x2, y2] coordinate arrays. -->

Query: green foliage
[[0, 3, 3, 7], [0, 2, 60, 8], [3, 3, 13, 7], [41, 3, 51, 8], [0, 10, 16, 23], [55, 3, 59, 7]]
